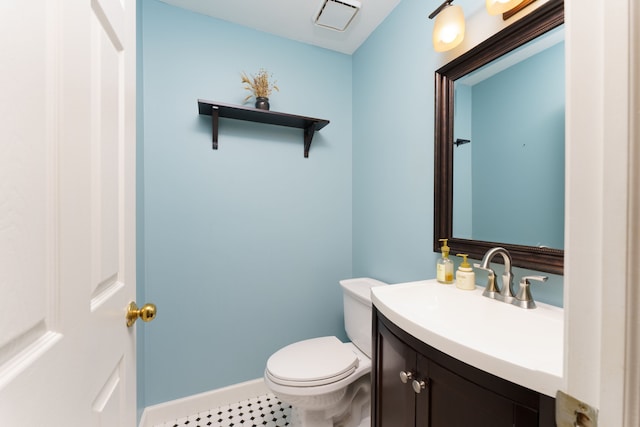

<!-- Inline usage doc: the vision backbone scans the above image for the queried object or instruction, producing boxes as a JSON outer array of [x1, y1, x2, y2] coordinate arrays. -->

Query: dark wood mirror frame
[[433, 0, 565, 275]]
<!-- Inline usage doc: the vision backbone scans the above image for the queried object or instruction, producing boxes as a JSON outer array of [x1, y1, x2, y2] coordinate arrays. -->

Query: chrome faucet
[[513, 275, 548, 308], [474, 247, 549, 308], [474, 247, 516, 304]]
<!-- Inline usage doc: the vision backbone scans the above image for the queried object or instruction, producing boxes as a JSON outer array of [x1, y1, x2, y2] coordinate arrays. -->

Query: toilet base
[[286, 375, 370, 427]]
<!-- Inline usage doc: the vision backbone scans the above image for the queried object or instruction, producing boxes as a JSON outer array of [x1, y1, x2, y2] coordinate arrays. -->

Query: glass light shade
[[432, 5, 465, 52], [486, 0, 525, 15]]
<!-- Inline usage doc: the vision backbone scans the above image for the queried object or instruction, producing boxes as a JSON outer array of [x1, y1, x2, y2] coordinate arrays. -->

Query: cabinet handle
[[412, 379, 428, 394], [399, 371, 414, 384]]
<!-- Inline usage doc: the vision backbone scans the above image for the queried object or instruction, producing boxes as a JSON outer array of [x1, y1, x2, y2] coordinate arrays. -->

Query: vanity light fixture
[[486, 0, 526, 15], [428, 0, 465, 52]]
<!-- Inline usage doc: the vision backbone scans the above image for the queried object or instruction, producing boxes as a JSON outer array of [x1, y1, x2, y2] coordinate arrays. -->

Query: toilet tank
[[339, 277, 388, 358]]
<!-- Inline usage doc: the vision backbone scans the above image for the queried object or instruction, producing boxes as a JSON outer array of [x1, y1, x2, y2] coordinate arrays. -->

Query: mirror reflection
[[434, 0, 565, 273], [452, 26, 565, 250]]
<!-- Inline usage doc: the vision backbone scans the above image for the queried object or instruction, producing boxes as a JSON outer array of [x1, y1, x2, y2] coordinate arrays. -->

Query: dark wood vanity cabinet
[[372, 308, 556, 427]]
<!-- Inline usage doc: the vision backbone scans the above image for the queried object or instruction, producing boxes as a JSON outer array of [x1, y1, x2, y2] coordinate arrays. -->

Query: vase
[[255, 97, 270, 110]]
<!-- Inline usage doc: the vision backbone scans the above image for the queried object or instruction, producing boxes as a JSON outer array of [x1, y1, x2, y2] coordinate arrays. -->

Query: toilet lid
[[266, 337, 359, 387]]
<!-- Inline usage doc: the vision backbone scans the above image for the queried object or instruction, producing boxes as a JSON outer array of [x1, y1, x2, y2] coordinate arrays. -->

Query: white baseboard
[[139, 378, 268, 427]]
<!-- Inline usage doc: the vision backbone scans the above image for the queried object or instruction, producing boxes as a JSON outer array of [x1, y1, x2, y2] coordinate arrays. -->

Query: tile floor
[[152, 393, 292, 427]]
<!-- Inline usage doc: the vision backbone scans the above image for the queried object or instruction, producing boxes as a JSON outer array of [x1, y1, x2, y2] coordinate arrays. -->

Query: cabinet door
[[376, 322, 417, 427], [423, 360, 525, 427], [374, 311, 549, 427]]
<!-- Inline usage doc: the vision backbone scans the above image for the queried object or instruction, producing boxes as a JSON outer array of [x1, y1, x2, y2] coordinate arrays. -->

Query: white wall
[[565, 0, 637, 425]]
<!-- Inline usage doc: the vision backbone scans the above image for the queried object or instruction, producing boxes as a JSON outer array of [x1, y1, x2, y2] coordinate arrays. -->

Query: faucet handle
[[513, 275, 548, 309], [473, 263, 500, 297]]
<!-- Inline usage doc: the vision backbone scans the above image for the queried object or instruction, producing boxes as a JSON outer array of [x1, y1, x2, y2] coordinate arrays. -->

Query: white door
[[0, 0, 138, 425]]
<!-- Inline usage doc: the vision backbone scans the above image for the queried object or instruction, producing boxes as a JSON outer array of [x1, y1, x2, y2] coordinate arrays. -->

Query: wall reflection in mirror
[[452, 26, 565, 250]]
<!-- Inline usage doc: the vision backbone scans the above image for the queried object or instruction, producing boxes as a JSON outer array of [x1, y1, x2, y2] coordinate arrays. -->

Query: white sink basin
[[371, 279, 563, 397]]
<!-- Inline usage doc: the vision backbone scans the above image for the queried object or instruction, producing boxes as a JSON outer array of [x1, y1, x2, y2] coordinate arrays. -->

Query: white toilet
[[264, 277, 388, 427]]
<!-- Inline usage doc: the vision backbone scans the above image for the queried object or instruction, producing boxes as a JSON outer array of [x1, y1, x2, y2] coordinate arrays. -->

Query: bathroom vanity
[[371, 280, 563, 426]]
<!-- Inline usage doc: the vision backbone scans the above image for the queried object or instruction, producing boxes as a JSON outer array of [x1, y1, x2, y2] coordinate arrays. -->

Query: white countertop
[[371, 279, 564, 397]]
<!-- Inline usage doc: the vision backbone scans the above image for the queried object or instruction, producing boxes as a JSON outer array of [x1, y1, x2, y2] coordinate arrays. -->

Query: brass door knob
[[126, 302, 157, 327]]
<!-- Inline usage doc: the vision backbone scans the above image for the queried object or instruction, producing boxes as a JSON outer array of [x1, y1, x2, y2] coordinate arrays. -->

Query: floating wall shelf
[[197, 99, 330, 158]]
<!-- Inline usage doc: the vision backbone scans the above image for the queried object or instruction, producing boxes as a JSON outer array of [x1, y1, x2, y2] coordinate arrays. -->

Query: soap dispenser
[[437, 239, 454, 284], [455, 254, 476, 290]]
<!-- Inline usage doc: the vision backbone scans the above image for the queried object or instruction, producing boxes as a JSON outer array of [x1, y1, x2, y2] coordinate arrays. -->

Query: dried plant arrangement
[[241, 69, 279, 103]]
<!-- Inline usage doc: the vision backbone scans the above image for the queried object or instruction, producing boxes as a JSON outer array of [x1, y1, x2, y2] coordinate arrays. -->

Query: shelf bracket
[[304, 123, 317, 158], [211, 107, 219, 150]]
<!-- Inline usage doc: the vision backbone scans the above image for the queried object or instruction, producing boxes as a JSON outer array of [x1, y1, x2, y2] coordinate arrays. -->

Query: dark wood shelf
[[197, 99, 330, 158]]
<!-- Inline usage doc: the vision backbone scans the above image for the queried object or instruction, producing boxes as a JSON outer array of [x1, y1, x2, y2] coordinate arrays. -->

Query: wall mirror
[[434, 0, 565, 274]]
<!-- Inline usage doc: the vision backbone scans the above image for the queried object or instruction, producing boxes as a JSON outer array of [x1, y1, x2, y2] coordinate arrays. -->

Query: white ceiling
[[157, 0, 403, 54], [156, 0, 489, 55]]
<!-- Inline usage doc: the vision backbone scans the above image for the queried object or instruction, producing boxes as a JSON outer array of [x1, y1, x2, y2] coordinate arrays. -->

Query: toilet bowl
[[263, 278, 388, 427]]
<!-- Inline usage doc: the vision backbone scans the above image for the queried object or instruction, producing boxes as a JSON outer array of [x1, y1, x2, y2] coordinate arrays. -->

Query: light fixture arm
[[429, 0, 454, 19]]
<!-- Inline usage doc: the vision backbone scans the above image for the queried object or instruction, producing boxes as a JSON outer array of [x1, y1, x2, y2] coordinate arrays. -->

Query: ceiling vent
[[313, 0, 362, 32]]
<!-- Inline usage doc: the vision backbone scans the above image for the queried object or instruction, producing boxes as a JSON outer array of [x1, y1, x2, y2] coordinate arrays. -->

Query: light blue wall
[[472, 42, 565, 248], [139, 0, 565, 411], [351, 0, 564, 306], [453, 85, 473, 238], [141, 0, 352, 406], [352, 0, 438, 283]]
